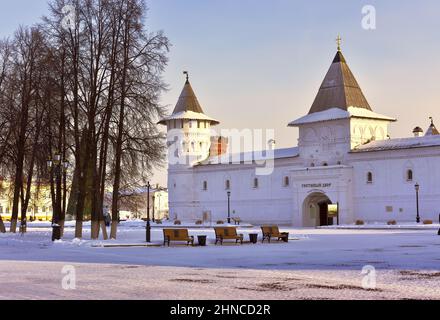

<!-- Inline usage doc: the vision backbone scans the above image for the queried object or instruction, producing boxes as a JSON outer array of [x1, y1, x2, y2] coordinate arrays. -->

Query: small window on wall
[[253, 178, 259, 189], [283, 176, 290, 187], [203, 181, 208, 191], [367, 172, 373, 184], [406, 169, 413, 182], [225, 180, 231, 190]]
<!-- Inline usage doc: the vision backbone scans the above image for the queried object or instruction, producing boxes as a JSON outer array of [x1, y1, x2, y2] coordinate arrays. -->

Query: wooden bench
[[163, 229, 194, 247], [261, 225, 289, 243], [214, 227, 243, 245]]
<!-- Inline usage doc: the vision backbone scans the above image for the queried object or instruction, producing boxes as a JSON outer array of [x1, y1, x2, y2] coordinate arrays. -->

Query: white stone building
[[159, 48, 440, 226]]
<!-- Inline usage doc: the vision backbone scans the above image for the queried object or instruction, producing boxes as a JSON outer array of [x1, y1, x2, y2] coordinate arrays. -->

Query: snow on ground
[[0, 221, 439, 300], [320, 222, 440, 230]]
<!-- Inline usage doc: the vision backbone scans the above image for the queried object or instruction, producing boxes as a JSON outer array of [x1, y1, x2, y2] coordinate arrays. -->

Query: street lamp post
[[146, 182, 151, 243], [47, 153, 69, 241], [152, 194, 156, 223], [415, 183, 420, 224], [438, 213, 440, 236], [227, 191, 231, 224]]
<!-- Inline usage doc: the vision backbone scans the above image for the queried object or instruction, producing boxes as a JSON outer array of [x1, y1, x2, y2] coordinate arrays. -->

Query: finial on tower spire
[[336, 35, 342, 51], [183, 71, 189, 82], [429, 116, 434, 126]]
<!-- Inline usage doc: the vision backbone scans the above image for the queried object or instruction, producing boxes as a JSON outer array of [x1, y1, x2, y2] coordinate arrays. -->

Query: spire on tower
[[183, 71, 189, 83], [426, 117, 439, 136], [336, 35, 342, 52]]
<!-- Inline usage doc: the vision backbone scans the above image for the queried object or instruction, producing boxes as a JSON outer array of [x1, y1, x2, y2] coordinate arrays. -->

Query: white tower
[[289, 45, 395, 167], [158, 72, 219, 168], [158, 72, 219, 220]]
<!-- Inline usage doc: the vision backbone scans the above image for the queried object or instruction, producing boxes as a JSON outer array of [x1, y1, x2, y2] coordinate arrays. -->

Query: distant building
[[115, 186, 169, 221], [0, 178, 53, 221], [159, 45, 440, 226]]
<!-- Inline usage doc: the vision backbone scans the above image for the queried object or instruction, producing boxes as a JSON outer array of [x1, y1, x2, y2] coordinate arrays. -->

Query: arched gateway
[[302, 192, 338, 227]]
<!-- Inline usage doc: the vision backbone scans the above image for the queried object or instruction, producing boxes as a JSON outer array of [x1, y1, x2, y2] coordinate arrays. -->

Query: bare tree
[[0, 0, 168, 239], [6, 27, 48, 233]]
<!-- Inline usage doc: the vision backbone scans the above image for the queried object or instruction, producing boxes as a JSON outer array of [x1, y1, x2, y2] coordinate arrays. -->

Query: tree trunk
[[74, 220, 83, 239], [10, 219, 17, 234], [110, 15, 131, 240], [100, 221, 108, 240], [110, 220, 118, 240], [59, 220, 65, 237], [0, 216, 5, 233]]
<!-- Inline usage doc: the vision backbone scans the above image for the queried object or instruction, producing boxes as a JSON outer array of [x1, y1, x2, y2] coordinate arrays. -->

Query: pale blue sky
[[1, 1, 440, 185]]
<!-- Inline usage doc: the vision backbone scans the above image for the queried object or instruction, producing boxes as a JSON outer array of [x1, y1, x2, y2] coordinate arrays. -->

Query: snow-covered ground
[[320, 222, 440, 230], [0, 221, 439, 300]]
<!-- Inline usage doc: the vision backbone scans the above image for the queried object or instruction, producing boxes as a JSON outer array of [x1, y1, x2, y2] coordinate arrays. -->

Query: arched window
[[225, 180, 231, 190], [407, 169, 413, 181], [203, 181, 208, 191], [284, 176, 290, 187], [253, 178, 259, 189], [323, 162, 328, 167], [367, 172, 373, 184]]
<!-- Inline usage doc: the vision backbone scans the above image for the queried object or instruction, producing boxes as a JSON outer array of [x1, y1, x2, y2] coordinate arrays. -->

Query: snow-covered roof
[[288, 107, 396, 126], [197, 147, 299, 166], [352, 135, 440, 153], [158, 110, 219, 125], [158, 77, 219, 126]]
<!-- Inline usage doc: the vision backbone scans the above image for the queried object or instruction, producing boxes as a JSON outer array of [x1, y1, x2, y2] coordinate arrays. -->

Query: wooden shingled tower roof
[[308, 47, 372, 114]]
